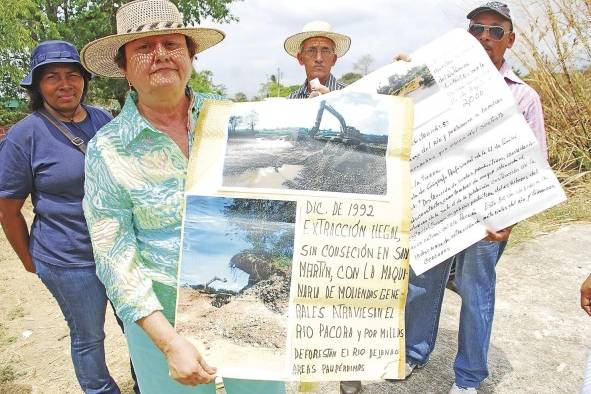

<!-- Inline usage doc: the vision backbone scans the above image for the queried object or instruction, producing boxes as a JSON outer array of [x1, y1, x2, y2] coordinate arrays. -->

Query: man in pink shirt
[[470, 1, 546, 156], [403, 3, 547, 394]]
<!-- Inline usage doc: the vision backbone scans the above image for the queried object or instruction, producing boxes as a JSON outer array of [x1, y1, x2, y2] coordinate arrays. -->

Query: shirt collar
[[499, 59, 525, 85], [120, 87, 196, 148], [293, 83, 308, 98]]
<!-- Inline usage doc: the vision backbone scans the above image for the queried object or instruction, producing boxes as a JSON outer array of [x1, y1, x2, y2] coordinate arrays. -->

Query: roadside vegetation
[[509, 0, 591, 247], [0, 323, 18, 385]]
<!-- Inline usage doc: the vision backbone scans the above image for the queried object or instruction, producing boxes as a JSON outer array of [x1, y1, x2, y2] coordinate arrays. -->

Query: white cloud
[[195, 0, 525, 97]]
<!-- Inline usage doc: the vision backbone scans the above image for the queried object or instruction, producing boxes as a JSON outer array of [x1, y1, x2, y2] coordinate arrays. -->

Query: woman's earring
[[128, 81, 133, 90]]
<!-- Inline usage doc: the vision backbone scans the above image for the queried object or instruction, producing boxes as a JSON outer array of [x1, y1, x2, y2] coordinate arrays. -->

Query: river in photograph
[[180, 196, 296, 292], [222, 136, 305, 188], [224, 164, 304, 188], [180, 197, 251, 292]]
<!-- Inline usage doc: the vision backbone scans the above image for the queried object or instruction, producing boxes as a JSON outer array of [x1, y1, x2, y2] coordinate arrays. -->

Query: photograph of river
[[180, 195, 296, 294], [221, 92, 393, 196], [177, 195, 296, 378]]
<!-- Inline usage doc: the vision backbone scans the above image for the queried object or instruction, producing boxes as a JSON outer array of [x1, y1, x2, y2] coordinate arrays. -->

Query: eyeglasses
[[302, 48, 335, 57], [468, 23, 508, 41]]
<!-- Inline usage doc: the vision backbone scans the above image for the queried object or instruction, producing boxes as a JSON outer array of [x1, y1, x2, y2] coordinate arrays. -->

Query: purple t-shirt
[[0, 105, 112, 267]]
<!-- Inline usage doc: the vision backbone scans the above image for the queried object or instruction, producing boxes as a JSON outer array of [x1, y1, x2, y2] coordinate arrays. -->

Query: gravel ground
[[1, 202, 589, 393], [281, 223, 591, 394]]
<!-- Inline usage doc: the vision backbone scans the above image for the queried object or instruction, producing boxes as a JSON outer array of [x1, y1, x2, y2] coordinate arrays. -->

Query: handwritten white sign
[[179, 92, 413, 381], [349, 29, 566, 274]]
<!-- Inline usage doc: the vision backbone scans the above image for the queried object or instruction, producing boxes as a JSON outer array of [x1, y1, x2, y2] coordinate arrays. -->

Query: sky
[[194, 0, 504, 98], [231, 91, 392, 133]]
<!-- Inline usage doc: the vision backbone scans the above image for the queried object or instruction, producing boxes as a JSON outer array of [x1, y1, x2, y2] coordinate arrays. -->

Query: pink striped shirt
[[500, 60, 548, 159]]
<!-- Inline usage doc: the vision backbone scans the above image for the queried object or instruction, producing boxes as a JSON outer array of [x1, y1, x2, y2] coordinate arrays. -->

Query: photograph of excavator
[[374, 62, 445, 128], [221, 92, 392, 196], [377, 64, 437, 100]]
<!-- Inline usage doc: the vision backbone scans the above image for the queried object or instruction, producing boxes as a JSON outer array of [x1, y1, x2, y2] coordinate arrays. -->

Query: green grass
[[508, 182, 591, 248], [0, 323, 21, 386], [0, 324, 18, 386], [7, 307, 24, 321], [271, 255, 293, 270], [0, 325, 16, 349], [0, 364, 17, 384]]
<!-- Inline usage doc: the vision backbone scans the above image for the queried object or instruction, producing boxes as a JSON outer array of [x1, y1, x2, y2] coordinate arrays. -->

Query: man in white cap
[[403, 2, 547, 394], [284, 21, 351, 99], [285, 20, 359, 394]]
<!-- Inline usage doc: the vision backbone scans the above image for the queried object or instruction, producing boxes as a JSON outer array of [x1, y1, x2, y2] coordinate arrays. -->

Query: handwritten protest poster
[[176, 28, 566, 380], [177, 91, 413, 381], [288, 198, 407, 381], [348, 29, 566, 274]]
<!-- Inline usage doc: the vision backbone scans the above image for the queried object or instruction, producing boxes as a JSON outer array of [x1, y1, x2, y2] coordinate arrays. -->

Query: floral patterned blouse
[[83, 89, 220, 324]]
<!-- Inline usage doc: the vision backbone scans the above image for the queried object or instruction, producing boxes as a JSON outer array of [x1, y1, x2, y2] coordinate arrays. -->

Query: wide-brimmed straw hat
[[284, 21, 351, 58], [21, 40, 91, 87], [80, 0, 225, 78]]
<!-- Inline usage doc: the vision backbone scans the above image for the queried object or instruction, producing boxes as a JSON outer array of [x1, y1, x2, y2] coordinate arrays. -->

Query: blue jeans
[[35, 260, 120, 394], [124, 321, 286, 394], [405, 240, 507, 388]]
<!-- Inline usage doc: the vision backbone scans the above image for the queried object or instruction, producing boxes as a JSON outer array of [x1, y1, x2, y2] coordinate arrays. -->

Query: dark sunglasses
[[468, 23, 508, 41]]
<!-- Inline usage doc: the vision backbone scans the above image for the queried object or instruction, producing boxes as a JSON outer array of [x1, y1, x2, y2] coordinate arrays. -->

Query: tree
[[188, 69, 226, 96], [242, 110, 259, 132], [0, 0, 41, 100], [30, 0, 237, 50], [257, 75, 298, 98], [232, 92, 248, 102], [338, 72, 363, 86], [1, 0, 238, 108], [228, 115, 240, 135], [224, 200, 296, 262], [0, 0, 42, 124], [353, 54, 375, 76]]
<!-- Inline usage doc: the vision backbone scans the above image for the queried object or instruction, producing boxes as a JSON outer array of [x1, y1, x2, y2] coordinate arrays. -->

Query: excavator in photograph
[[309, 100, 362, 145]]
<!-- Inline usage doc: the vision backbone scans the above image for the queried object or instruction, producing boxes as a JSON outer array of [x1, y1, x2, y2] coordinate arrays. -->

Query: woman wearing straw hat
[[81, 1, 285, 393], [0, 40, 121, 393]]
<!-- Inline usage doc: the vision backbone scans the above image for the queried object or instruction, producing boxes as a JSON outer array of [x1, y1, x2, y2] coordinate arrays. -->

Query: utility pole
[[276, 67, 283, 97]]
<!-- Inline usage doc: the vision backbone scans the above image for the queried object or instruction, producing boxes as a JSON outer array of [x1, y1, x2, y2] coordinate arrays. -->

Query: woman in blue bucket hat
[[0, 40, 122, 393]]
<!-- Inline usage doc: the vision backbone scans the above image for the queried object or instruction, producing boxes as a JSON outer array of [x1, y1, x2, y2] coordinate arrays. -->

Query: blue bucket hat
[[20, 40, 90, 87]]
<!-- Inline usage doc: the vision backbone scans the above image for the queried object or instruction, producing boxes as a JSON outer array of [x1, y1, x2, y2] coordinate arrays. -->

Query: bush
[[0, 107, 28, 127], [514, 0, 591, 180]]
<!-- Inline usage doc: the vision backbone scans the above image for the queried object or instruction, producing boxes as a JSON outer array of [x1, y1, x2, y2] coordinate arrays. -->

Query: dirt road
[[0, 204, 134, 394], [1, 203, 589, 393], [335, 223, 591, 394]]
